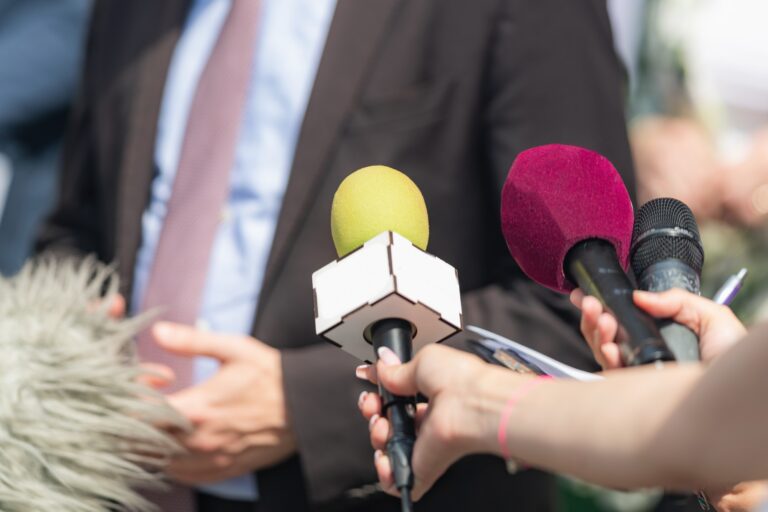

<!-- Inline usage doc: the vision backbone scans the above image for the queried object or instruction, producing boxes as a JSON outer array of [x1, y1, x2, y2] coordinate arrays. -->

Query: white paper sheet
[[467, 325, 603, 381]]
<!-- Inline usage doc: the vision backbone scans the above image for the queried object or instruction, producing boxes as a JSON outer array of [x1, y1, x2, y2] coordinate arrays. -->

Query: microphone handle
[[565, 239, 676, 366], [370, 318, 416, 494], [637, 260, 701, 362]]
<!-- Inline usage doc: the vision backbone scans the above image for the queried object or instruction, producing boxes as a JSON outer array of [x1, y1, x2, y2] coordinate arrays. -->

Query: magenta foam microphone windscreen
[[501, 144, 634, 293]]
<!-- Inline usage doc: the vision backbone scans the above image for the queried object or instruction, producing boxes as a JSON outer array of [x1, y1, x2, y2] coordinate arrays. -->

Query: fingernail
[[355, 365, 369, 380], [374, 449, 383, 461], [358, 391, 368, 409], [369, 413, 380, 432], [377, 347, 401, 366]]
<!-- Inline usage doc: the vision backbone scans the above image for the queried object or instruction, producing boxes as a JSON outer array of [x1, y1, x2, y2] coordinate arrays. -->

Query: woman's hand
[[356, 344, 517, 501], [570, 288, 747, 368]]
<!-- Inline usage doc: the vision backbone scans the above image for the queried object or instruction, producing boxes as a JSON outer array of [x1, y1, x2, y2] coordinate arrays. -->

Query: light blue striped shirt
[[130, 0, 337, 501]]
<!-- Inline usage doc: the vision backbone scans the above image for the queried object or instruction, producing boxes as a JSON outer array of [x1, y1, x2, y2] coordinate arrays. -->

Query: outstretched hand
[[356, 344, 522, 500], [570, 289, 746, 369], [145, 323, 296, 483]]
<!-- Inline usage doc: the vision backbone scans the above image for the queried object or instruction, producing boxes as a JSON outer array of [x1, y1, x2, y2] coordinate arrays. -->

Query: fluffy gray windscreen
[[0, 258, 187, 511]]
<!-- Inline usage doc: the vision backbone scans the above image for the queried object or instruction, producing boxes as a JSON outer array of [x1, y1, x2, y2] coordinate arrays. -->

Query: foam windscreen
[[331, 165, 429, 257], [501, 144, 634, 293], [0, 259, 185, 511]]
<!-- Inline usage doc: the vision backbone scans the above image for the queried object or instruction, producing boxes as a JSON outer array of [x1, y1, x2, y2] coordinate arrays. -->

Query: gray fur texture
[[0, 258, 187, 511]]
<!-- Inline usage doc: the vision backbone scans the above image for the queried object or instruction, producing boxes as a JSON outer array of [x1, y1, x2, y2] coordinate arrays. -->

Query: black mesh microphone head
[[631, 198, 704, 278]]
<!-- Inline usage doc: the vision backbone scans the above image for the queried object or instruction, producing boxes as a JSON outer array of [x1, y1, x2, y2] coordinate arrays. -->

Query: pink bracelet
[[497, 375, 553, 461]]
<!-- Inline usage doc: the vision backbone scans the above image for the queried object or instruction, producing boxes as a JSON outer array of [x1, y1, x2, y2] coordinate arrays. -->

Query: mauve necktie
[[136, 1, 262, 510]]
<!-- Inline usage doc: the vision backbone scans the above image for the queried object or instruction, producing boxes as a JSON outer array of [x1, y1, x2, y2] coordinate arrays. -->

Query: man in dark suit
[[37, 0, 635, 510]]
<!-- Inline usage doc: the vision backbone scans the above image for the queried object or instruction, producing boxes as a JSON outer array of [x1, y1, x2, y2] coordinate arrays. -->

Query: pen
[[713, 268, 748, 306], [492, 349, 542, 375], [466, 339, 502, 366], [467, 339, 541, 375]]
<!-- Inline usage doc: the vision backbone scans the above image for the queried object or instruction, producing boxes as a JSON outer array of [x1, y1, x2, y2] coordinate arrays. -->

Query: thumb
[[376, 347, 421, 397], [152, 322, 249, 362], [633, 289, 723, 334]]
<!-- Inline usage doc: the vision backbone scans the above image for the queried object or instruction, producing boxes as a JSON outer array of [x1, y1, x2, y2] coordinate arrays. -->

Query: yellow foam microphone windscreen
[[331, 165, 429, 257]]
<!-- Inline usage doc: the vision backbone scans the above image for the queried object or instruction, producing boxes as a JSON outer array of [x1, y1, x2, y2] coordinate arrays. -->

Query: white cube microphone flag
[[313, 230, 462, 363]]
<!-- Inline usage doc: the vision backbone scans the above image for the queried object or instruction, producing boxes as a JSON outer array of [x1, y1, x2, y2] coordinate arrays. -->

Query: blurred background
[[608, 0, 768, 326], [1, 0, 766, 510], [0, 0, 90, 276]]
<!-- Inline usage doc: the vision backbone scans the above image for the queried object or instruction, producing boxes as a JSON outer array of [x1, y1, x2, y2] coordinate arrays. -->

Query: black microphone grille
[[631, 198, 704, 277]]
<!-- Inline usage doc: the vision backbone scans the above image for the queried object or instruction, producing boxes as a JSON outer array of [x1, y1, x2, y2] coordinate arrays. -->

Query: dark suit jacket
[[37, 0, 635, 510]]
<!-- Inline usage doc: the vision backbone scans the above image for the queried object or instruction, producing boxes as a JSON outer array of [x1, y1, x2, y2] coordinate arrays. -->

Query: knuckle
[[213, 454, 234, 469], [188, 436, 223, 453], [420, 344, 442, 359], [668, 288, 687, 300], [221, 440, 245, 455], [430, 420, 457, 445]]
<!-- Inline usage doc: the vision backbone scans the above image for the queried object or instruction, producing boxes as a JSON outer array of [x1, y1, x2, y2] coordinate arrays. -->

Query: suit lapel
[[256, 0, 403, 322], [116, 0, 190, 295]]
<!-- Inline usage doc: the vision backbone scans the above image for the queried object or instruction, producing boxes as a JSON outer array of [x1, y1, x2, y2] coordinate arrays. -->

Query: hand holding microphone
[[573, 197, 744, 368], [571, 289, 746, 368], [501, 145, 676, 366], [357, 344, 526, 501], [573, 287, 768, 512], [357, 289, 764, 503]]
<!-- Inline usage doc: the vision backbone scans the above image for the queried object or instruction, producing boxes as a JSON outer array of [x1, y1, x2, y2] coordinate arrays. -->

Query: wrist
[[465, 366, 530, 456]]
